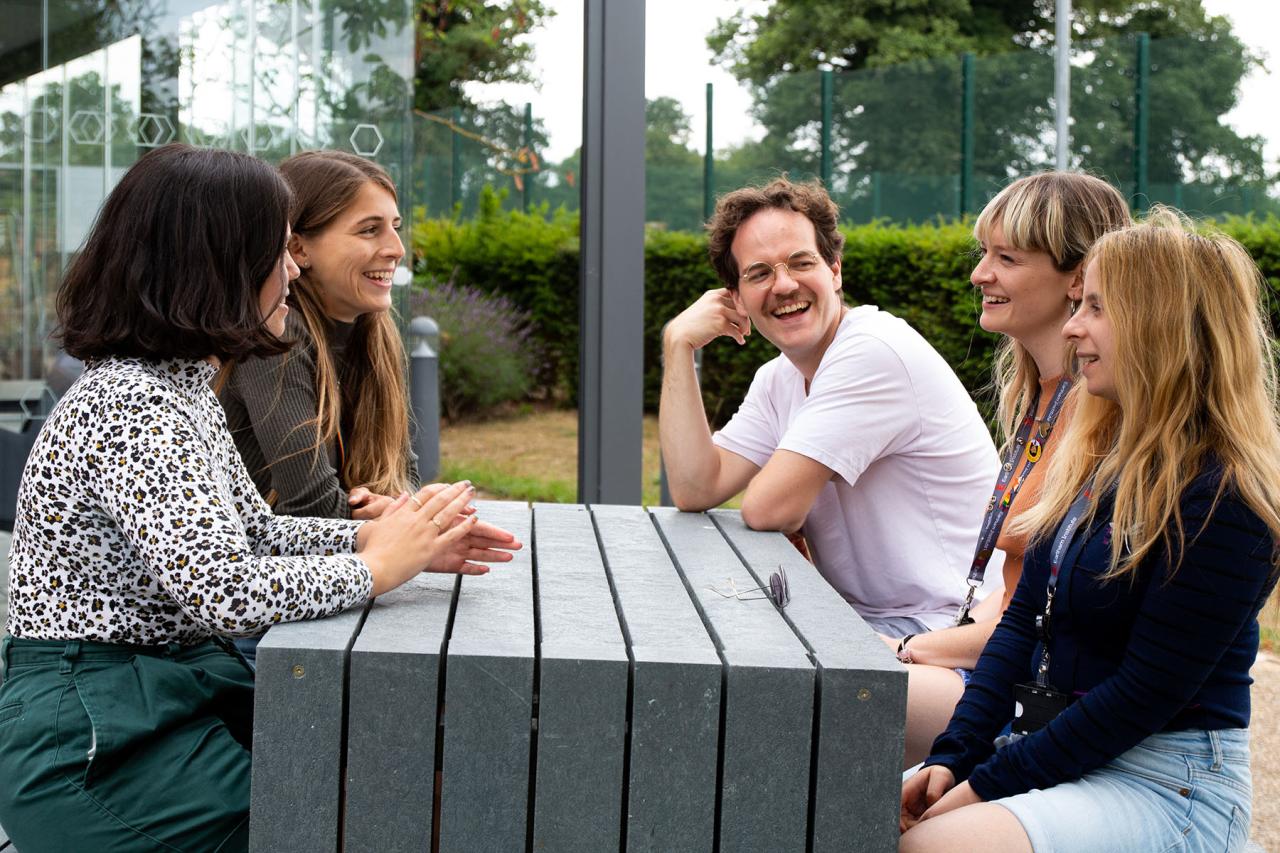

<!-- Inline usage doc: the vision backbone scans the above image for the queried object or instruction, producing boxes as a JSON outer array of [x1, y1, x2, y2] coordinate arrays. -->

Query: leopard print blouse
[[4, 357, 372, 644]]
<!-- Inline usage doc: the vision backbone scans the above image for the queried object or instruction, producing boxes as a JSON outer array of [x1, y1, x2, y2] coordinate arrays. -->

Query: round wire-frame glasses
[[739, 251, 823, 290]]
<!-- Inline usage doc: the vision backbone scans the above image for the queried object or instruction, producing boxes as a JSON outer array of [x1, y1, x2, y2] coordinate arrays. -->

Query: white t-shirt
[[713, 306, 1002, 630]]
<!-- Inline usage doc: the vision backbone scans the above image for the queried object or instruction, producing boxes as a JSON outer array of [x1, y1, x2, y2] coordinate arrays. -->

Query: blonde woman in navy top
[[900, 208, 1280, 853]]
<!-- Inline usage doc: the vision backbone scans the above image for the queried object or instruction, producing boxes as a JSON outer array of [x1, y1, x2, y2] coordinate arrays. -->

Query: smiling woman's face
[[258, 228, 299, 337], [1062, 264, 1117, 403], [289, 181, 404, 323]]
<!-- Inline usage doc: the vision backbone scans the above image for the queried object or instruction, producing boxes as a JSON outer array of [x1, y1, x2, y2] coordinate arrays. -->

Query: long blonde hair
[[974, 172, 1131, 443], [1015, 206, 1280, 580], [279, 151, 413, 497]]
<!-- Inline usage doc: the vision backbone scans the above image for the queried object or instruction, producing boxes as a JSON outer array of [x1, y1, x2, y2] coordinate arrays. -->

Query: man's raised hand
[[663, 287, 752, 350]]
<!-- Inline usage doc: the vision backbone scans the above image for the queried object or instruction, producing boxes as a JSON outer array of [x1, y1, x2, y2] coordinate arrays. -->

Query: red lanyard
[[955, 377, 1073, 625]]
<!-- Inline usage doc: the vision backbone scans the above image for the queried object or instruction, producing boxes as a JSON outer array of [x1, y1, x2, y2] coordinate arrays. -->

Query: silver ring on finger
[[409, 495, 424, 509]]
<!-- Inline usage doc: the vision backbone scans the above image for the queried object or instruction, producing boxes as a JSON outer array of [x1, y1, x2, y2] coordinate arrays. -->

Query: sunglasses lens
[[769, 571, 789, 607]]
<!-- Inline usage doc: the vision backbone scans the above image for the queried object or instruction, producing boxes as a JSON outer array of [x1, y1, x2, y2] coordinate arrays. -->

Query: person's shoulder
[[834, 305, 931, 351], [819, 307, 913, 370], [65, 357, 203, 424], [228, 314, 314, 386]]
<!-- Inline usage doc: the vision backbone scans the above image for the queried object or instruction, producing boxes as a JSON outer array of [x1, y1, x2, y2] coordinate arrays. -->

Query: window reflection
[[0, 0, 413, 381]]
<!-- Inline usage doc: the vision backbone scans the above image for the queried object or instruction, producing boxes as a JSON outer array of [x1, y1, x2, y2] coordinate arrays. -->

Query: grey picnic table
[[248, 502, 906, 853]]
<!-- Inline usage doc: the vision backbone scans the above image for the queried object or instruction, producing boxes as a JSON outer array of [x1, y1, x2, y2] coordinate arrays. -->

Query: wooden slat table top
[[439, 500, 537, 852], [250, 504, 906, 853]]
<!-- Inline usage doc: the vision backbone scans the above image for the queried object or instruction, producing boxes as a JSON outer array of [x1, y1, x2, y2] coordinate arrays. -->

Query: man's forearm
[[659, 336, 722, 510]]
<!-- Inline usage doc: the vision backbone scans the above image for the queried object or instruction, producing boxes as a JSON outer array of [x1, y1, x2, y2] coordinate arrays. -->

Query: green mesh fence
[[418, 33, 1278, 229]]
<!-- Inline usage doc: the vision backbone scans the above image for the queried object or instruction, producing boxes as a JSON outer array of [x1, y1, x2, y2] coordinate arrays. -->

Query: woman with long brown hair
[[220, 150, 422, 520], [900, 207, 1280, 852]]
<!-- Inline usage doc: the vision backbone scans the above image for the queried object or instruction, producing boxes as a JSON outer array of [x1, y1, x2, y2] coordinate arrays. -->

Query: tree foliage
[[707, 0, 1268, 211], [415, 0, 554, 113]]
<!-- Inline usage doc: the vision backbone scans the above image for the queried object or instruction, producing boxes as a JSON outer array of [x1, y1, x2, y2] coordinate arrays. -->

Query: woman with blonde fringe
[[900, 207, 1280, 852], [889, 172, 1130, 767]]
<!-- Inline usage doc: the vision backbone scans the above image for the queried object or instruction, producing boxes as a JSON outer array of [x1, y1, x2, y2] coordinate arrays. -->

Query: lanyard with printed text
[[954, 376, 1074, 626], [1034, 480, 1097, 687]]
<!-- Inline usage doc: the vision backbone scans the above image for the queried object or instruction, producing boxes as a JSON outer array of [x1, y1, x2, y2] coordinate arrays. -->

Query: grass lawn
[[439, 407, 742, 507]]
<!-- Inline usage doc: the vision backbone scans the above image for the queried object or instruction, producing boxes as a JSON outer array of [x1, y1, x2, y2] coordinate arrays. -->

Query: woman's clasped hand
[[356, 481, 522, 595]]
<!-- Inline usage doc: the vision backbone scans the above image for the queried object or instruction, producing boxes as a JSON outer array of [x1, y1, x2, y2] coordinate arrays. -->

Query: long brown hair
[[279, 150, 413, 497], [974, 172, 1131, 445], [1015, 206, 1280, 580]]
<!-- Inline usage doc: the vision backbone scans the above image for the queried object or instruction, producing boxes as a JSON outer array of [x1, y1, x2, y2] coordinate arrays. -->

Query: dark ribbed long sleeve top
[[923, 464, 1276, 801], [218, 314, 418, 518]]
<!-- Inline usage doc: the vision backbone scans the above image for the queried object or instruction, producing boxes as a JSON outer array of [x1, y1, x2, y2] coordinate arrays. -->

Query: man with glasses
[[659, 178, 1000, 637]]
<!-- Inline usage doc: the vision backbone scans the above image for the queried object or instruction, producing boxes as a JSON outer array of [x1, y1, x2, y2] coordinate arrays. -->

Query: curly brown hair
[[706, 178, 845, 289]]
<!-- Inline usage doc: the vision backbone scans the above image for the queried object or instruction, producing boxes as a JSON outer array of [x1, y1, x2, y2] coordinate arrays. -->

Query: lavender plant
[[409, 277, 540, 420]]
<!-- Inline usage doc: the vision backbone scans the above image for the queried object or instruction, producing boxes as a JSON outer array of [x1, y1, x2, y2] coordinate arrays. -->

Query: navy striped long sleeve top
[[924, 464, 1277, 800]]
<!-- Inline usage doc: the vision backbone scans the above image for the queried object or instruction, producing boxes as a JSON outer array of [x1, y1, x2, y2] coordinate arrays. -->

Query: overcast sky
[[465, 0, 1280, 176]]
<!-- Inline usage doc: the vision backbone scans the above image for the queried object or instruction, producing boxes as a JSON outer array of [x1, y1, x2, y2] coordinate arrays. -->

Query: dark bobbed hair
[[57, 143, 294, 362], [706, 177, 846, 290]]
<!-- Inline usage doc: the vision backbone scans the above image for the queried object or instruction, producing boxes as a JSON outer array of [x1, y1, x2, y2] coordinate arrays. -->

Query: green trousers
[[0, 635, 255, 852]]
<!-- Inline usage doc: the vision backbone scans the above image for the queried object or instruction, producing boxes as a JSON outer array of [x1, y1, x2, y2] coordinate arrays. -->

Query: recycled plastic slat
[[437, 501, 535, 853], [649, 508, 814, 853], [591, 504, 721, 853], [530, 503, 629, 852], [343, 572, 458, 852], [711, 510, 907, 853], [250, 605, 368, 853]]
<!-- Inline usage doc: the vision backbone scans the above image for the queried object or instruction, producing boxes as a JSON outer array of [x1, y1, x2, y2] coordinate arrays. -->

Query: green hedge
[[413, 190, 1280, 425]]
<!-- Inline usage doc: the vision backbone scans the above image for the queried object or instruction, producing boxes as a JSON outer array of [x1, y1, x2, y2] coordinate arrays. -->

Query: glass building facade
[[0, 0, 414, 381]]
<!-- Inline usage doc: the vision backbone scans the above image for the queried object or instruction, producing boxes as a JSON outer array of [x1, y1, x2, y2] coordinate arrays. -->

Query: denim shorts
[[995, 728, 1252, 853]]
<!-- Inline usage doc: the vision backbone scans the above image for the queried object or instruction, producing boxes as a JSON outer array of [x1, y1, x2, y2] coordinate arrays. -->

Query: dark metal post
[[523, 102, 533, 211], [409, 316, 441, 482], [703, 82, 714, 221], [820, 69, 833, 187], [1133, 32, 1150, 211], [960, 52, 975, 216], [579, 0, 645, 504]]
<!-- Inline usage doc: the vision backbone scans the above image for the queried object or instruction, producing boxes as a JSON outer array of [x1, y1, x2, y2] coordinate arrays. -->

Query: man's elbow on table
[[670, 486, 718, 513], [740, 490, 806, 534]]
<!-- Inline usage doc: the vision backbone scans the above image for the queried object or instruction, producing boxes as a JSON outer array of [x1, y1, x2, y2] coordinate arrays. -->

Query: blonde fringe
[[975, 172, 1131, 447]]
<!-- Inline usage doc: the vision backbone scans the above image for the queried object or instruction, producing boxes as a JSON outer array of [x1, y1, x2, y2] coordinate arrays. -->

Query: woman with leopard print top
[[0, 144, 521, 853]]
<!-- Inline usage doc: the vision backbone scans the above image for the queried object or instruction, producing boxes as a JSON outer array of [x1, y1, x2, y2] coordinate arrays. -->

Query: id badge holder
[[1011, 682, 1075, 736]]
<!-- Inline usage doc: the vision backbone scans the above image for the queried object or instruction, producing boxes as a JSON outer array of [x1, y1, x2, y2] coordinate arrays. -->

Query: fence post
[[659, 349, 701, 507], [1133, 32, 1150, 212], [703, 82, 714, 221], [960, 52, 975, 217], [523, 102, 533, 211], [820, 69, 833, 187], [409, 316, 441, 483], [451, 106, 462, 210]]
